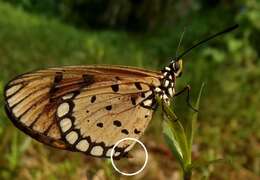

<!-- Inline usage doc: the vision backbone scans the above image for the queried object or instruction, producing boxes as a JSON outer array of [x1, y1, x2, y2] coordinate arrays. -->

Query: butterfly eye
[[174, 63, 180, 71], [173, 59, 183, 77]]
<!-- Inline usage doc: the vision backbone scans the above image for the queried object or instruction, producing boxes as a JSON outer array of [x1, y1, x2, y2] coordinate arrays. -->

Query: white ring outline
[[110, 137, 148, 176]]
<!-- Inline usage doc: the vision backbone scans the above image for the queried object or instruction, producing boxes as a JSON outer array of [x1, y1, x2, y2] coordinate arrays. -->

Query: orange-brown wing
[[4, 65, 161, 155]]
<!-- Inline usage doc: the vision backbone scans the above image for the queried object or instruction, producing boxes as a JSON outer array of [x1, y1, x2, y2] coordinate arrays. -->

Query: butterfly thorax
[[154, 60, 183, 104]]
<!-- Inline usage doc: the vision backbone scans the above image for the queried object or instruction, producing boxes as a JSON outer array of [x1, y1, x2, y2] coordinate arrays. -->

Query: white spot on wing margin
[[57, 102, 70, 117], [91, 146, 104, 156], [65, 131, 78, 144], [76, 140, 89, 152], [60, 118, 72, 132]]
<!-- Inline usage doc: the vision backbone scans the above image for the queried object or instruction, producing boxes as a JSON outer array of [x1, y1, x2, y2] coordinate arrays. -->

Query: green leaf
[[162, 120, 184, 168], [186, 83, 205, 161], [158, 97, 189, 169]]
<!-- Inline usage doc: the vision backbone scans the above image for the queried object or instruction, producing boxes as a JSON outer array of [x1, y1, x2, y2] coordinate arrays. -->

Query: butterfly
[[3, 25, 238, 159]]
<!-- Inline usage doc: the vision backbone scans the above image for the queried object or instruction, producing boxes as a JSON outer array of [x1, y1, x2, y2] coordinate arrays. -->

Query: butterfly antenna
[[175, 27, 186, 60], [176, 24, 239, 60]]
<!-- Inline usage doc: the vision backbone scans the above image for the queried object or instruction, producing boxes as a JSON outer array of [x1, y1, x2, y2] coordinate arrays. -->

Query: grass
[[0, 1, 260, 179]]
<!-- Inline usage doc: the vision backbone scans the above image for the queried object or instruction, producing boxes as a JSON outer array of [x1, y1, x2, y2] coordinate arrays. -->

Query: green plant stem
[[183, 169, 192, 180], [183, 164, 192, 180]]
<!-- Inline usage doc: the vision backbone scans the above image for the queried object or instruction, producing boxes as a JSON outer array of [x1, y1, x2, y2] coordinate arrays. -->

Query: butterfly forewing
[[4, 70, 69, 149], [4, 65, 161, 158]]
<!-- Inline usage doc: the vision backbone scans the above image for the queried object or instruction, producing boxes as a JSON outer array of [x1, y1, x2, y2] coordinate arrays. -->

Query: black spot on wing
[[134, 82, 142, 90], [121, 129, 129, 135], [111, 84, 119, 92], [97, 123, 103, 128], [54, 72, 63, 83], [91, 95, 96, 103], [134, 129, 141, 134], [106, 105, 112, 111], [50, 72, 63, 94], [82, 74, 95, 86], [130, 96, 136, 105], [113, 120, 121, 127]]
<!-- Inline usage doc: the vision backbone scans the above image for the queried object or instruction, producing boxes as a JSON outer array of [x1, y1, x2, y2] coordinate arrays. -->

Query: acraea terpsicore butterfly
[[3, 25, 238, 158]]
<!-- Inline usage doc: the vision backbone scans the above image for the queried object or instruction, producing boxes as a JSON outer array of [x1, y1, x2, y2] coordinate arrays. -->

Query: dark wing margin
[[4, 104, 67, 149]]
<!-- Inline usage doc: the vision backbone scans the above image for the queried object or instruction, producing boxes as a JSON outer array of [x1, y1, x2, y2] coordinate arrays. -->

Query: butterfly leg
[[161, 103, 179, 122], [174, 85, 198, 112]]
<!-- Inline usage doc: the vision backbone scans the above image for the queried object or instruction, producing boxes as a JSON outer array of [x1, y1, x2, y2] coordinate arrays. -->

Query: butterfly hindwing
[[58, 84, 155, 157], [4, 65, 161, 157]]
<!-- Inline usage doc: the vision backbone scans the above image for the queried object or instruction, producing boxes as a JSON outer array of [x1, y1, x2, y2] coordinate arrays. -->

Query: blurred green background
[[0, 0, 259, 179]]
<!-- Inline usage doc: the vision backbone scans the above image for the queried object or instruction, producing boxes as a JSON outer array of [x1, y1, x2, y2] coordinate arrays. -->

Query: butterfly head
[[170, 59, 183, 77]]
